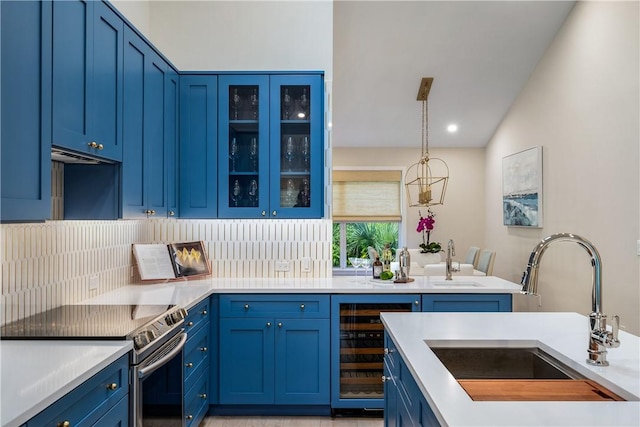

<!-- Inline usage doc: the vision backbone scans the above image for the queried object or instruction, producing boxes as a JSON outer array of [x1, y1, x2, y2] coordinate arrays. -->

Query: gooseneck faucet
[[521, 232, 620, 366], [445, 239, 458, 280]]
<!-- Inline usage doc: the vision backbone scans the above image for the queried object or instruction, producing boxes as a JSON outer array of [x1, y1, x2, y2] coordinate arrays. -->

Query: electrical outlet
[[89, 275, 99, 291], [302, 257, 312, 273], [275, 260, 290, 272]]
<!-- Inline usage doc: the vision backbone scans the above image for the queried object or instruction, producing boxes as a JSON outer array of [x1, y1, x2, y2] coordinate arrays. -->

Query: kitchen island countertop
[[381, 311, 640, 426]]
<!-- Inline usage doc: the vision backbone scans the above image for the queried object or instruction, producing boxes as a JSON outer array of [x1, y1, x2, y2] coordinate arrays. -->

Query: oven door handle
[[138, 332, 188, 379]]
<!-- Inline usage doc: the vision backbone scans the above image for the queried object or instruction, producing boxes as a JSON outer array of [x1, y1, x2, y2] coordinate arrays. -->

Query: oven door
[[133, 331, 188, 427]]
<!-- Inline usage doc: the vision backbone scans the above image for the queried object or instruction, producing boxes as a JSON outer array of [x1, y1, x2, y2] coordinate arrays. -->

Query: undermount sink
[[430, 346, 581, 379], [429, 346, 627, 401], [429, 280, 483, 287]]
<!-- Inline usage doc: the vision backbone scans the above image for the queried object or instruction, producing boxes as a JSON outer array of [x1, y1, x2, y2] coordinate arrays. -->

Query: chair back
[[476, 250, 496, 276], [464, 247, 481, 268]]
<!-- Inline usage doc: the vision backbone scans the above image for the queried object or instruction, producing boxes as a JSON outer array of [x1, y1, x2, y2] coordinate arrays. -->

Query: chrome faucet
[[521, 233, 620, 366], [445, 239, 459, 280]]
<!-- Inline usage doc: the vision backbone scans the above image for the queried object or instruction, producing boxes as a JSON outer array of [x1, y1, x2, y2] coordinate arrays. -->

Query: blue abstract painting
[[502, 146, 543, 227]]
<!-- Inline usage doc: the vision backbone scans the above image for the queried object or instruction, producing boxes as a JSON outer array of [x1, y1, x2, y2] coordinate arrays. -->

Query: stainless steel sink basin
[[430, 347, 584, 380]]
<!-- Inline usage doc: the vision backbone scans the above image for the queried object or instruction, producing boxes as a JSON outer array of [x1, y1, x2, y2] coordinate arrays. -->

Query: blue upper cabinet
[[166, 70, 180, 218], [121, 27, 171, 219], [179, 75, 218, 218], [217, 73, 324, 219], [268, 74, 324, 219], [52, 0, 123, 162], [218, 75, 270, 218], [1, 0, 52, 222]]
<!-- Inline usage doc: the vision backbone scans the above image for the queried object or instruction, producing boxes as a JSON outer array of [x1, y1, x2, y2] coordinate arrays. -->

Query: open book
[[132, 241, 211, 281]]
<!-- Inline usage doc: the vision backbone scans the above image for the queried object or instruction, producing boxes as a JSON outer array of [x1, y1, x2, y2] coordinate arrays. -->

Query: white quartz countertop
[[381, 311, 640, 426], [0, 275, 519, 426], [81, 275, 521, 307], [0, 340, 131, 427]]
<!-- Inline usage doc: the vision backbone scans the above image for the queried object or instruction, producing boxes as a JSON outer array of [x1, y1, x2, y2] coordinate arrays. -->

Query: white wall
[[485, 1, 640, 335], [333, 147, 486, 261], [138, 1, 333, 79], [110, 0, 151, 36]]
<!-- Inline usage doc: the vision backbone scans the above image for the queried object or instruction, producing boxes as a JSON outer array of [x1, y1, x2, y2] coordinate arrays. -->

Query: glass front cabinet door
[[218, 74, 324, 219]]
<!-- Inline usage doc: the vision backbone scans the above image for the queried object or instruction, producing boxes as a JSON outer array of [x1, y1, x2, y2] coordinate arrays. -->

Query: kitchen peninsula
[[3, 276, 639, 427]]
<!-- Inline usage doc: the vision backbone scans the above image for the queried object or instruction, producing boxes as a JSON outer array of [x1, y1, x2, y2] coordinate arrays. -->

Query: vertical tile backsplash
[[1, 218, 332, 324]]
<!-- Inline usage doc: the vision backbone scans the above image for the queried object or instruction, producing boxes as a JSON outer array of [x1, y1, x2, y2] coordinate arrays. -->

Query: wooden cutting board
[[458, 379, 625, 401]]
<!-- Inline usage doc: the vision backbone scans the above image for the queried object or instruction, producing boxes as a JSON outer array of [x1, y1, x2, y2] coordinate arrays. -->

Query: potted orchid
[[417, 209, 441, 254]]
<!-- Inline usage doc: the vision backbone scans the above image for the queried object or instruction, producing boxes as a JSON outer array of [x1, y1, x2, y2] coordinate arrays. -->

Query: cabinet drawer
[[184, 369, 209, 427], [29, 353, 129, 427], [422, 294, 512, 312], [184, 322, 209, 389], [220, 294, 329, 318], [185, 298, 210, 333]]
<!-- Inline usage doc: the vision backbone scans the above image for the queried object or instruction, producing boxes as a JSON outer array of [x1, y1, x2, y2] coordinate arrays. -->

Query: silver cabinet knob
[[261, 210, 266, 216], [200, 347, 208, 352], [186, 415, 193, 420], [384, 348, 395, 354], [415, 300, 420, 305], [88, 141, 98, 149], [107, 382, 118, 390], [381, 375, 392, 382], [201, 310, 208, 316], [300, 304, 305, 310], [57, 422, 70, 427], [244, 304, 250, 310], [187, 321, 194, 327], [97, 143, 104, 150], [169, 210, 175, 216], [199, 393, 207, 399], [266, 322, 272, 327], [272, 210, 277, 216], [185, 362, 193, 368], [277, 322, 283, 328]]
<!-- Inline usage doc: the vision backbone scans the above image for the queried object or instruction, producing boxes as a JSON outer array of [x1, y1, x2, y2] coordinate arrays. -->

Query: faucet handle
[[611, 315, 620, 341]]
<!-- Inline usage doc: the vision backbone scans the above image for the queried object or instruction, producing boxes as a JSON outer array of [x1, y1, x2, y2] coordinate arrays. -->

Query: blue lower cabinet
[[218, 294, 330, 406], [422, 294, 512, 312], [27, 353, 129, 427], [184, 369, 209, 427], [384, 332, 440, 427]]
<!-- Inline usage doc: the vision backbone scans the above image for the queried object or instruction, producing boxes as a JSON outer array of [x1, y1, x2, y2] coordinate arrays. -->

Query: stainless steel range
[[1, 304, 189, 426]]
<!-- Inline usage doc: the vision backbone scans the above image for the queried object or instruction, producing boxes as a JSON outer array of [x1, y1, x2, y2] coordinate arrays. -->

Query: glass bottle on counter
[[372, 257, 383, 279], [381, 243, 393, 272]]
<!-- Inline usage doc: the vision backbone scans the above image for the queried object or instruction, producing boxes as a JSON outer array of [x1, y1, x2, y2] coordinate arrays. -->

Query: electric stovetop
[[0, 304, 175, 340]]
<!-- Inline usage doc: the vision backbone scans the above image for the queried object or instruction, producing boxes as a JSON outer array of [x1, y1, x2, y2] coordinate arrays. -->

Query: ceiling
[[332, 1, 576, 148]]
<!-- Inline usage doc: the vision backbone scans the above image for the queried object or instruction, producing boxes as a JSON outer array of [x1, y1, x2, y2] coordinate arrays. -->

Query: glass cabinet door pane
[[279, 84, 312, 209], [219, 75, 269, 218]]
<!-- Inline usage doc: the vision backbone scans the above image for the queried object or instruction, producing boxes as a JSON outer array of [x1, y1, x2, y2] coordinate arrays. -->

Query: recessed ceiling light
[[447, 124, 458, 133]]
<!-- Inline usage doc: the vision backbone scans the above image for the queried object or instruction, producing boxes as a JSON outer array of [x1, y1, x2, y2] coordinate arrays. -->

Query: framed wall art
[[502, 146, 543, 227]]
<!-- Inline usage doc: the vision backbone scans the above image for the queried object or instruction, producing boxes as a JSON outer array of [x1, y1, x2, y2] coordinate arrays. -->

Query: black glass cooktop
[[0, 304, 174, 340]]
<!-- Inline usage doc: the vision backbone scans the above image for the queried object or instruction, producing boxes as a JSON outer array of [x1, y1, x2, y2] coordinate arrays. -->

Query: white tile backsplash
[[1, 218, 332, 324]]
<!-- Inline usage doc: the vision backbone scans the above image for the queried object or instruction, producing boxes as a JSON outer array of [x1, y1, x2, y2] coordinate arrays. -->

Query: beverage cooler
[[330, 294, 421, 411]]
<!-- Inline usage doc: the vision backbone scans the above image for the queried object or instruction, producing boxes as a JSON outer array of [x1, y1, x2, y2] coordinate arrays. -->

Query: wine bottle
[[373, 257, 383, 279]]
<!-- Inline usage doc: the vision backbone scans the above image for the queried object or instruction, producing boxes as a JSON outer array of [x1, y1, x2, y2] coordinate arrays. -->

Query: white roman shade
[[332, 170, 402, 222]]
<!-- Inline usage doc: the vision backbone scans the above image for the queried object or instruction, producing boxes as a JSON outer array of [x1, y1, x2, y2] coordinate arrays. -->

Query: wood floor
[[201, 415, 384, 427]]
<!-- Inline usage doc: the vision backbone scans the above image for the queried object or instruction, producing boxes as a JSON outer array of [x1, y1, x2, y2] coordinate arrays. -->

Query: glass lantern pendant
[[406, 77, 449, 207]]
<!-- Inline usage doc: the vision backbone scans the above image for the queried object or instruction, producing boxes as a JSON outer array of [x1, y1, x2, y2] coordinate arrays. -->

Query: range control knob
[[133, 330, 156, 350], [166, 308, 188, 325]]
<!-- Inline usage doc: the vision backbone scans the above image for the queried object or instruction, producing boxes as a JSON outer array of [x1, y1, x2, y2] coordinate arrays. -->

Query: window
[[332, 170, 402, 269]]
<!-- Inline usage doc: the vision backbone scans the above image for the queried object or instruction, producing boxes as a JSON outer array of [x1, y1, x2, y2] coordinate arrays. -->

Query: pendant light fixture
[[405, 77, 449, 207]]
